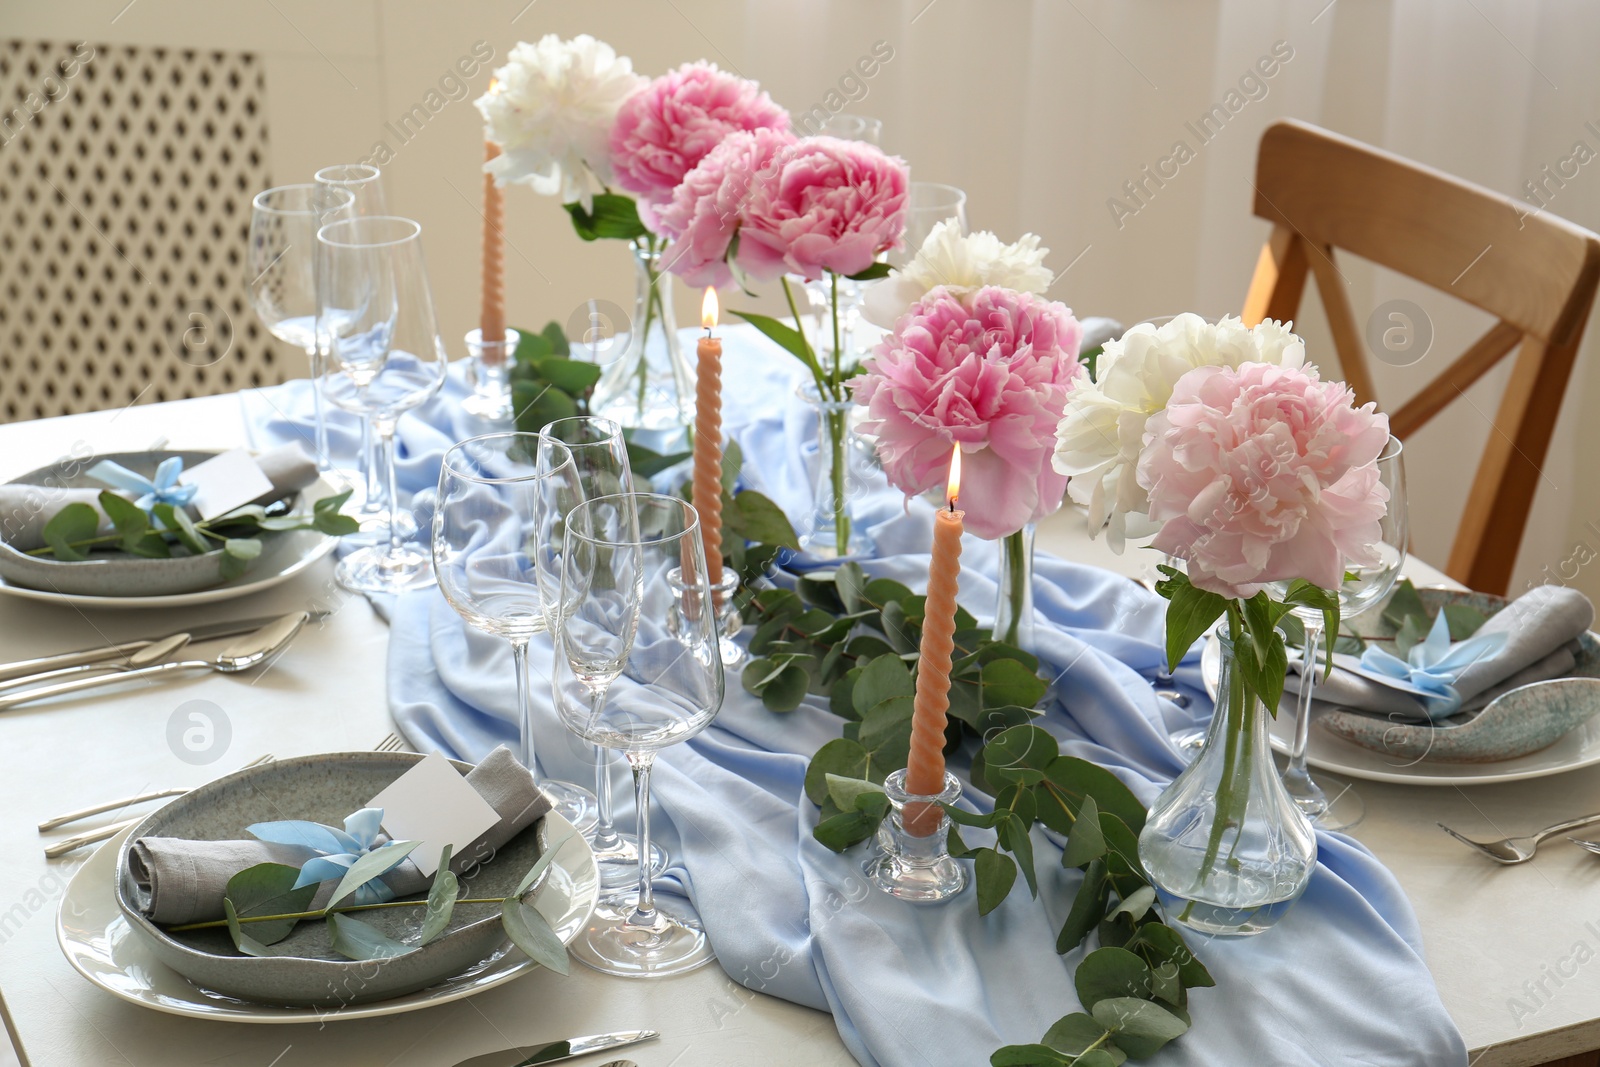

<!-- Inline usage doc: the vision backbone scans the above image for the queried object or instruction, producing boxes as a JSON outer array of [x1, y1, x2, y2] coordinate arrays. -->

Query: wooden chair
[[1241, 119, 1600, 595]]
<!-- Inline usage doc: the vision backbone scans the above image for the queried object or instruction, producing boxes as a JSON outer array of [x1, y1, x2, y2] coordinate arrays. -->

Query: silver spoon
[[0, 613, 306, 710], [0, 632, 192, 692]]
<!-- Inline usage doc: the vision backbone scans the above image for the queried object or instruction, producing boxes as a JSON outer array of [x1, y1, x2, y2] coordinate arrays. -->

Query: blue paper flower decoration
[[1359, 611, 1508, 720]]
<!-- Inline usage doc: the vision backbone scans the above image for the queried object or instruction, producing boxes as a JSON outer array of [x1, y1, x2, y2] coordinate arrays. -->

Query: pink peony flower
[[609, 62, 788, 230], [656, 127, 795, 288], [1137, 361, 1391, 599], [737, 136, 909, 282], [854, 286, 1083, 540]]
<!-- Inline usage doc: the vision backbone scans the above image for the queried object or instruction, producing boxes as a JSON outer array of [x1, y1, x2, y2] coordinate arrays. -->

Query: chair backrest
[[1242, 119, 1600, 594], [0, 38, 284, 424]]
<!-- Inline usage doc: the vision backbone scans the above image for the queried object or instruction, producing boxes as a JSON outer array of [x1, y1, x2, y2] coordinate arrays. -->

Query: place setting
[[8, 11, 1600, 1067]]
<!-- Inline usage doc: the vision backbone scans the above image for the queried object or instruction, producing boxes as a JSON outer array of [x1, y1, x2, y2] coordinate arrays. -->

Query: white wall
[[6, 0, 1600, 601]]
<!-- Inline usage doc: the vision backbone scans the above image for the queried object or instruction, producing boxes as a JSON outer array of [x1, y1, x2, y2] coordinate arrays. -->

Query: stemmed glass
[[1276, 435, 1409, 830], [314, 164, 408, 542], [535, 417, 667, 887], [246, 184, 355, 474], [317, 216, 447, 593], [552, 493, 724, 977], [890, 181, 968, 267], [432, 431, 601, 833]]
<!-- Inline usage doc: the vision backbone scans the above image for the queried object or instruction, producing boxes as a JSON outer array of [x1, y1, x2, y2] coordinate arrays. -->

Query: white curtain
[[736, 0, 1600, 596]]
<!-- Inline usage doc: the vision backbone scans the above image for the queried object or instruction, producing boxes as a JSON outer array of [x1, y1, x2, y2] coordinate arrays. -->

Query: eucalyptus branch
[[166, 895, 513, 933]]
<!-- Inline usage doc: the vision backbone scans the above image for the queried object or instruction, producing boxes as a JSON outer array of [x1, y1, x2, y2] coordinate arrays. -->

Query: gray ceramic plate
[[0, 451, 339, 608], [110, 752, 591, 1009]]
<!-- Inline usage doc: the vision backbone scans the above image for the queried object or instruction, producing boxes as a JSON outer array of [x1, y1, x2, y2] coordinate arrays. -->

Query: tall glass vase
[[994, 524, 1036, 650], [1138, 637, 1316, 937], [799, 384, 877, 559], [590, 242, 695, 440]]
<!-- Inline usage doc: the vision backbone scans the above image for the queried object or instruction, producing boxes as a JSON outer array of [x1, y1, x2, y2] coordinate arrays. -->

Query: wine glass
[[246, 184, 356, 474], [890, 181, 967, 267], [552, 493, 724, 977], [432, 431, 601, 833], [317, 215, 447, 593], [819, 113, 883, 144], [1277, 435, 1408, 830], [314, 164, 406, 542], [535, 417, 667, 887]]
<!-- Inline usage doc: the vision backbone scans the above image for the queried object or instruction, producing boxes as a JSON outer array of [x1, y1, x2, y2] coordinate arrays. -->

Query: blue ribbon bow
[[87, 457, 198, 513], [1358, 610, 1508, 719], [247, 807, 414, 906]]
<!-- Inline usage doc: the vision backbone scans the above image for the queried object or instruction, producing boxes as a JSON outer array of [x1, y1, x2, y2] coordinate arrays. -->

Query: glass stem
[[1283, 615, 1329, 818], [592, 745, 619, 851], [627, 751, 657, 927], [306, 345, 330, 473], [510, 636, 535, 774], [361, 417, 381, 515], [375, 418, 401, 557]]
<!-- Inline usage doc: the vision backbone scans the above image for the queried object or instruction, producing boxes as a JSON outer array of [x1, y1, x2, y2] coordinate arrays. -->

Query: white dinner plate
[[56, 813, 600, 1022], [0, 478, 342, 610], [1200, 635, 1600, 786]]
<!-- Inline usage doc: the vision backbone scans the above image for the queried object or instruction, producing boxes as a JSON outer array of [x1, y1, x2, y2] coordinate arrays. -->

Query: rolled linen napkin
[[1285, 585, 1594, 723], [129, 746, 551, 925], [0, 443, 318, 553]]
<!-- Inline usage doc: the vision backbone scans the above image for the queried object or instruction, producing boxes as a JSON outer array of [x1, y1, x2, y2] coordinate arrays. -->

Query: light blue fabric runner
[[241, 326, 1466, 1067]]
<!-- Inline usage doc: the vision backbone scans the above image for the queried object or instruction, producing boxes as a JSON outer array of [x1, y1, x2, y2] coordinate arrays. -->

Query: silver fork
[[1438, 813, 1600, 864], [43, 753, 277, 858], [374, 731, 409, 753]]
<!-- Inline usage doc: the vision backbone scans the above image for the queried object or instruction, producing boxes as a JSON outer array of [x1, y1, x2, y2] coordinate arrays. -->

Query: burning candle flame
[[946, 445, 961, 508], [702, 287, 719, 330], [488, 77, 500, 93]]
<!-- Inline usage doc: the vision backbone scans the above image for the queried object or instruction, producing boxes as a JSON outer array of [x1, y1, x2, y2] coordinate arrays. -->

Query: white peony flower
[[476, 35, 646, 208], [1051, 313, 1306, 551], [861, 219, 1055, 328]]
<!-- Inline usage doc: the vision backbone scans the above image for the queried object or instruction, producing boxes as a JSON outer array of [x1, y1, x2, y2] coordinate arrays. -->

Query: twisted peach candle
[[694, 287, 724, 592], [480, 138, 506, 348], [905, 446, 963, 837]]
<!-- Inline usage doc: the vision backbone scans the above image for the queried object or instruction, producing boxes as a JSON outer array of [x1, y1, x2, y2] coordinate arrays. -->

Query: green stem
[[999, 529, 1027, 646], [165, 896, 512, 933], [829, 269, 842, 390], [1198, 606, 1249, 885], [635, 236, 659, 418], [780, 276, 831, 401], [828, 406, 848, 557]]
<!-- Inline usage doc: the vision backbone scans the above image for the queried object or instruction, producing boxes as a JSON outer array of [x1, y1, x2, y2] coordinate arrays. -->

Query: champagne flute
[[535, 417, 666, 887], [317, 215, 447, 593], [433, 431, 600, 833], [889, 181, 967, 267], [1277, 435, 1408, 829], [314, 164, 406, 541], [246, 184, 355, 473], [552, 493, 724, 977]]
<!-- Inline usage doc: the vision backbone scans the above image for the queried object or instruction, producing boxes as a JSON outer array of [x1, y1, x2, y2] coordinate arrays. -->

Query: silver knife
[[453, 1030, 659, 1067], [0, 610, 331, 683]]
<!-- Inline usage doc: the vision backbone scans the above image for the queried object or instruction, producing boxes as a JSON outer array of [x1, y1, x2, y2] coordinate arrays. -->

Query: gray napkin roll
[[0, 443, 319, 553], [1285, 585, 1594, 722], [130, 746, 552, 925]]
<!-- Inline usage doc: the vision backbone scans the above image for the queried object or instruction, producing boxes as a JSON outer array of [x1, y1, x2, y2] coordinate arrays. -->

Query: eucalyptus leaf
[[825, 773, 886, 812], [1039, 757, 1147, 834], [988, 1045, 1071, 1067], [327, 911, 414, 961], [97, 490, 149, 550], [514, 831, 573, 896], [536, 357, 602, 396], [1106, 885, 1156, 924], [804, 738, 873, 805], [1089, 997, 1188, 1057], [419, 844, 459, 946], [500, 897, 570, 975], [1056, 858, 1108, 953], [1074, 947, 1151, 1008], [974, 847, 1017, 915], [1443, 603, 1488, 640], [222, 862, 317, 945], [223, 898, 272, 957], [1382, 578, 1427, 630], [153, 502, 209, 554], [1061, 795, 1106, 868], [40, 502, 98, 561], [729, 489, 800, 547], [853, 654, 915, 717], [326, 840, 421, 908], [1041, 1012, 1112, 1057]]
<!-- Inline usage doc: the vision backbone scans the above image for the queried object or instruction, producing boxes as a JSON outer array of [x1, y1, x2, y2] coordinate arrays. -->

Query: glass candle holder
[[865, 768, 968, 904], [462, 326, 520, 422], [713, 569, 746, 669]]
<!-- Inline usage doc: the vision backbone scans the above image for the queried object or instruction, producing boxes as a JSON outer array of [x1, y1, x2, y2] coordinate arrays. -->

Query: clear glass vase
[[994, 524, 1036, 651], [589, 243, 695, 437], [1138, 637, 1317, 937], [799, 384, 878, 559]]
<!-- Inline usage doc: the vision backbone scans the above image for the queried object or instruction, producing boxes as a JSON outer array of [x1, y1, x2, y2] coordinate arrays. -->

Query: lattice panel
[[0, 39, 282, 423]]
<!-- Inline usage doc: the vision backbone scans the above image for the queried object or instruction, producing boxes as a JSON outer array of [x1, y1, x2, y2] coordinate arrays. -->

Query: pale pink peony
[[737, 136, 909, 282], [656, 127, 795, 288], [854, 286, 1083, 540], [1137, 361, 1391, 599], [608, 62, 788, 230]]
